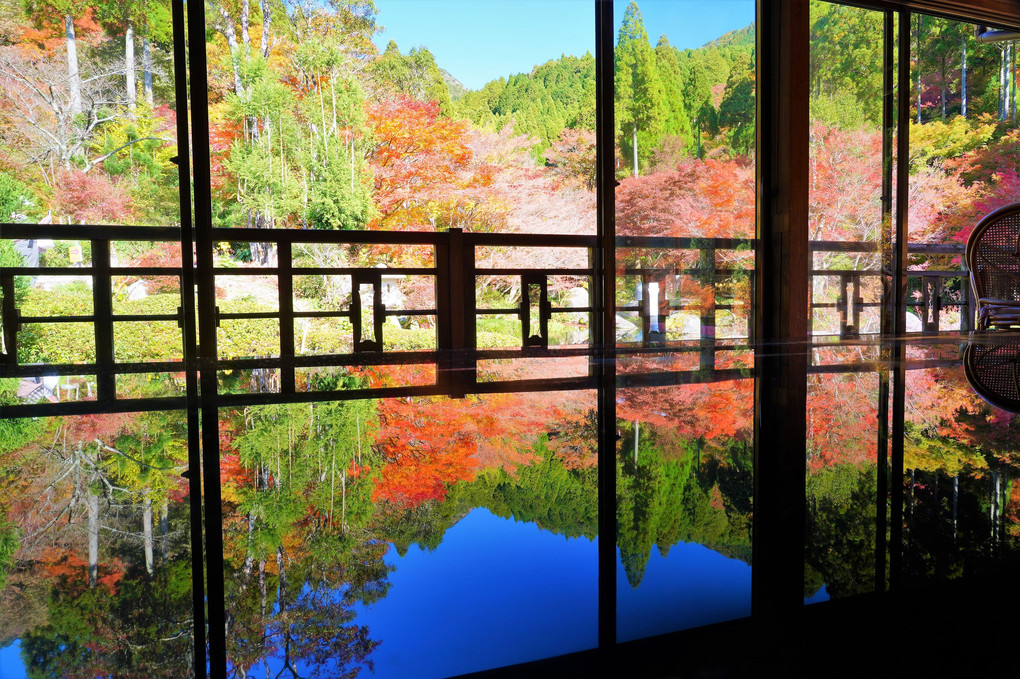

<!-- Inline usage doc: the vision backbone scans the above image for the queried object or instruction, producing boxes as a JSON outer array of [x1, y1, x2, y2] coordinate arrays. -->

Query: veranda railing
[[0, 225, 973, 416]]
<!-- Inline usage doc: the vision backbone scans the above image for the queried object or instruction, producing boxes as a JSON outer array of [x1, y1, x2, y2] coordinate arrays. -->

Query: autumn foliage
[[617, 368, 754, 444], [367, 96, 472, 229], [371, 395, 480, 507], [51, 171, 134, 225], [616, 158, 755, 239]]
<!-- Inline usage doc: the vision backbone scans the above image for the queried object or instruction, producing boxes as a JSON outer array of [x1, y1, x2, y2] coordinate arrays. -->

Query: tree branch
[[84, 137, 173, 172]]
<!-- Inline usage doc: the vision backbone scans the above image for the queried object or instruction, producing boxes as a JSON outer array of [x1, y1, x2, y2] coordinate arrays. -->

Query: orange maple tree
[[369, 362, 593, 505], [615, 158, 755, 240], [366, 95, 472, 230], [371, 394, 479, 507], [617, 366, 754, 444]]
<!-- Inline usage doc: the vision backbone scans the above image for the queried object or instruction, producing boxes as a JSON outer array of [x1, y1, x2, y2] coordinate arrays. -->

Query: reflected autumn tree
[[217, 363, 599, 676], [7, 352, 1018, 675], [0, 405, 193, 677], [803, 350, 1020, 599], [220, 395, 383, 678], [18, 558, 194, 678]]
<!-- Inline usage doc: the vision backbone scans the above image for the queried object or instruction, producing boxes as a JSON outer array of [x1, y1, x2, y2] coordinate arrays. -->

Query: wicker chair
[[966, 203, 1020, 330]]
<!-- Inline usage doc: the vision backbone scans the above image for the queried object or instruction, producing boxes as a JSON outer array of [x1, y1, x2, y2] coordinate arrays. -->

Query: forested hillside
[[0, 0, 761, 239]]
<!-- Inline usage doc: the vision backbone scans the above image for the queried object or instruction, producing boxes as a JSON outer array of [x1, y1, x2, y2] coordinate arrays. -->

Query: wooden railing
[[810, 240, 972, 337], [0, 225, 973, 416]]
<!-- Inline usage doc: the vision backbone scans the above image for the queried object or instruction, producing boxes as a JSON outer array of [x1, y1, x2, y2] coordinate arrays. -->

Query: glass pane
[[208, 0, 599, 676], [201, 0, 596, 239], [613, 0, 756, 640], [903, 339, 1020, 585], [809, 2, 887, 339], [805, 350, 884, 602], [805, 1, 889, 605], [908, 13, 1001, 335]]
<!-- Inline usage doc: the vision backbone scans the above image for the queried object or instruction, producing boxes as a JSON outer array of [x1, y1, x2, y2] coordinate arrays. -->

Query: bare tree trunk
[[259, 559, 266, 616], [241, 0, 251, 51], [916, 16, 923, 124], [961, 37, 967, 118], [160, 498, 169, 560], [952, 475, 958, 541], [261, 0, 271, 58], [1000, 46, 1007, 120], [126, 20, 137, 110], [632, 125, 638, 177], [276, 547, 287, 611], [1003, 43, 1011, 120], [65, 14, 82, 116], [633, 421, 639, 464], [242, 511, 255, 575], [940, 63, 946, 119], [143, 492, 154, 575], [991, 471, 1001, 542], [87, 491, 99, 587], [258, 559, 266, 650], [143, 19, 153, 106], [214, 4, 244, 95], [1007, 41, 1015, 121]]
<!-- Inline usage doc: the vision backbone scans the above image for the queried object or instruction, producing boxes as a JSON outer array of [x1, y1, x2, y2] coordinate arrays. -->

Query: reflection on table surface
[[3, 336, 1020, 677]]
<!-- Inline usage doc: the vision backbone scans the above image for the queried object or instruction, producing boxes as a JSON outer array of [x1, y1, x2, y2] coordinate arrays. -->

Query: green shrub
[[0, 517, 20, 590], [18, 284, 95, 363], [384, 326, 437, 351], [298, 318, 356, 354], [0, 173, 31, 222], [810, 92, 871, 131], [18, 288, 189, 363], [476, 330, 520, 348], [216, 297, 280, 358]]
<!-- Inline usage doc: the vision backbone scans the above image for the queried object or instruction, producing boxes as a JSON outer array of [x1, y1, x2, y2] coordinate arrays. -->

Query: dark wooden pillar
[[183, 0, 227, 674], [889, 9, 913, 593], [594, 0, 617, 656], [753, 0, 810, 621], [170, 2, 208, 678]]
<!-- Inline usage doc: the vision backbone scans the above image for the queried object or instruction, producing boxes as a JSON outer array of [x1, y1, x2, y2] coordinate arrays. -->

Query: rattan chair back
[[966, 203, 1020, 329]]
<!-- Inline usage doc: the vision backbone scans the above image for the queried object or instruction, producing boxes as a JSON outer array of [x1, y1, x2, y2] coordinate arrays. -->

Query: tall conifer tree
[[654, 35, 694, 158], [615, 1, 666, 176]]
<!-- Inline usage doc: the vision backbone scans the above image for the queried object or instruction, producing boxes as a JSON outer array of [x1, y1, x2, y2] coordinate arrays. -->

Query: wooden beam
[[595, 0, 618, 656], [754, 0, 810, 620], [860, 0, 1020, 31]]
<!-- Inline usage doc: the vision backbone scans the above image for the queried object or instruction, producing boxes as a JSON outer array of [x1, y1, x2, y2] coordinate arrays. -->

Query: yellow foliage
[[909, 114, 996, 172]]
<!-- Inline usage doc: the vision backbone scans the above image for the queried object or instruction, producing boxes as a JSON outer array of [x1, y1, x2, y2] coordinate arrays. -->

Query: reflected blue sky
[[805, 585, 830, 605], [354, 507, 599, 678], [0, 642, 25, 679], [617, 542, 751, 641]]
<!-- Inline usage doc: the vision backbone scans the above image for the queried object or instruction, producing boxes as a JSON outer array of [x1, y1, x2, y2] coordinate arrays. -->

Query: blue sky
[[372, 0, 755, 90]]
